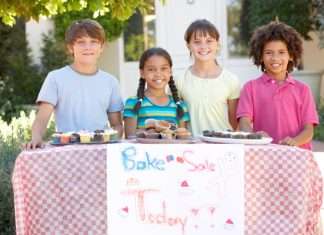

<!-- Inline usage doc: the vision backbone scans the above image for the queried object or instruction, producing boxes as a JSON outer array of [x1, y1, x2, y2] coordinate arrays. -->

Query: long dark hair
[[133, 47, 184, 119]]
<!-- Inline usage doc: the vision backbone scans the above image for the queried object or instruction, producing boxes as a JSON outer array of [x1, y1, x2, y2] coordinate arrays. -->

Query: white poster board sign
[[107, 144, 244, 235]]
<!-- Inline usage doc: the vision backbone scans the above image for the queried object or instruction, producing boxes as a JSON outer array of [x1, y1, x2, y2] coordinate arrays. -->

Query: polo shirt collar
[[261, 73, 295, 85]]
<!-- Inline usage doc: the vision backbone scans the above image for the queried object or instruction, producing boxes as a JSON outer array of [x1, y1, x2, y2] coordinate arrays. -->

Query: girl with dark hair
[[123, 47, 190, 138], [237, 21, 319, 149], [176, 19, 240, 136]]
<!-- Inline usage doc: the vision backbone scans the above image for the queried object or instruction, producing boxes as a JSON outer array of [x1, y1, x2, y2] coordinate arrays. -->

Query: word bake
[[122, 146, 165, 171]]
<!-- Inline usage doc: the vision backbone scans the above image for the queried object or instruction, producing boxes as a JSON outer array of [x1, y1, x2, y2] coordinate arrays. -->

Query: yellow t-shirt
[[175, 68, 240, 136]]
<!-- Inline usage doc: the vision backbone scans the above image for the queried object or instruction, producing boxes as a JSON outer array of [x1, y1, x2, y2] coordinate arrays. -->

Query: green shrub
[[0, 111, 55, 235], [0, 18, 42, 122], [314, 101, 324, 141]]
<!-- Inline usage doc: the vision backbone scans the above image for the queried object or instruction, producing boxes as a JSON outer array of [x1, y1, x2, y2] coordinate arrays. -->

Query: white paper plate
[[199, 135, 273, 145]]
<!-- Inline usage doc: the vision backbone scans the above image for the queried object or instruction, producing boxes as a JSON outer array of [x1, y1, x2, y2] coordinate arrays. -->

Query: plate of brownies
[[199, 130, 273, 145], [135, 119, 198, 144]]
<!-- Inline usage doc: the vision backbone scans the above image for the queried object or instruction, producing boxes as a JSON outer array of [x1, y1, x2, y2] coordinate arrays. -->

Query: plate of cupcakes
[[50, 129, 120, 146]]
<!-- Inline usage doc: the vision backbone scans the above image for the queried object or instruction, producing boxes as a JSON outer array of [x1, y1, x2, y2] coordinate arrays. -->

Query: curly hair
[[249, 21, 303, 73], [133, 47, 184, 119]]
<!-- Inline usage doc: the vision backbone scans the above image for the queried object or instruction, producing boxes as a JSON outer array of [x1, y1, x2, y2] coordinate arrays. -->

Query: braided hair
[[168, 76, 184, 119], [133, 47, 184, 119]]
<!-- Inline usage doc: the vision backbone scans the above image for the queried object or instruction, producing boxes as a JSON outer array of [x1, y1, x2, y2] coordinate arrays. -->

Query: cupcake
[[106, 129, 119, 141], [92, 132, 104, 142], [51, 132, 62, 144], [70, 133, 80, 143], [103, 131, 110, 142], [60, 133, 71, 144], [79, 132, 92, 143]]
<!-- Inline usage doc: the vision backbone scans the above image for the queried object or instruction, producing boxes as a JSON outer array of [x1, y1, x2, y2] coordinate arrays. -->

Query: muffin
[[175, 128, 192, 139], [144, 129, 161, 139], [144, 118, 157, 129], [155, 120, 171, 132], [160, 129, 175, 140], [135, 129, 146, 138]]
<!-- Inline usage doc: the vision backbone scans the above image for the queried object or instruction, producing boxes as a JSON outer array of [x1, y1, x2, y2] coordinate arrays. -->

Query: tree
[[240, 0, 324, 47], [0, 19, 42, 121], [0, 0, 161, 26]]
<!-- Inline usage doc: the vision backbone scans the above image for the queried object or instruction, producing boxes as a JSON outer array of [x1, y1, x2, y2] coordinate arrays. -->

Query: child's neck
[[70, 62, 98, 75], [191, 60, 221, 78], [145, 89, 167, 98], [266, 72, 288, 84], [145, 89, 169, 106]]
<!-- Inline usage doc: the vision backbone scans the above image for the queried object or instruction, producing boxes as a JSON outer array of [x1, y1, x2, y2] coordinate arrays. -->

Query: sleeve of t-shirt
[[180, 101, 190, 122], [123, 97, 138, 118], [301, 85, 319, 126], [108, 78, 124, 112], [228, 74, 241, 100], [36, 72, 58, 106], [236, 81, 254, 120]]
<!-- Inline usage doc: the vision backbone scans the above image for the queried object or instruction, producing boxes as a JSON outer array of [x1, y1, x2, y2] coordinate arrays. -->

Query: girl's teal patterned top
[[123, 96, 190, 128]]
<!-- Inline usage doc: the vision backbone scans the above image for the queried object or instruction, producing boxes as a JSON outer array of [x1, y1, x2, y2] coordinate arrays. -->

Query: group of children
[[25, 18, 319, 150]]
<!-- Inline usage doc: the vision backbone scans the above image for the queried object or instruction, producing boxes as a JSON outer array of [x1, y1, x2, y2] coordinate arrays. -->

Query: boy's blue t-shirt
[[123, 96, 190, 128], [37, 65, 124, 132]]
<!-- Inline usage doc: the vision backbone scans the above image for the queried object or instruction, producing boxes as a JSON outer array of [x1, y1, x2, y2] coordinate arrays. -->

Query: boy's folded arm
[[238, 116, 253, 132], [108, 111, 123, 138], [280, 123, 314, 146], [124, 117, 137, 139], [26, 102, 54, 149]]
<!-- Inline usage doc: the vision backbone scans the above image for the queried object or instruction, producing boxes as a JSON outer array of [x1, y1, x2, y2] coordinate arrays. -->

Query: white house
[[26, 0, 324, 102]]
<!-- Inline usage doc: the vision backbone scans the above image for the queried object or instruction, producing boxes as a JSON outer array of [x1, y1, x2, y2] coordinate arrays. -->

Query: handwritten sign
[[107, 143, 244, 235]]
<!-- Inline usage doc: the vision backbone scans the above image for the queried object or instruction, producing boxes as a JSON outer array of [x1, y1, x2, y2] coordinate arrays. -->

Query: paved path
[[313, 140, 324, 152]]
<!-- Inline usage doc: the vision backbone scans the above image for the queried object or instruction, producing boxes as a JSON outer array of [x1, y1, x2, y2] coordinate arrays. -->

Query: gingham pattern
[[12, 144, 323, 235], [245, 145, 323, 235]]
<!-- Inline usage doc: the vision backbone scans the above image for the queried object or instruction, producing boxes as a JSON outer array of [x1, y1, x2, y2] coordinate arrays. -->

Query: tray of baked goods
[[135, 119, 198, 144], [199, 130, 273, 145], [50, 129, 120, 145]]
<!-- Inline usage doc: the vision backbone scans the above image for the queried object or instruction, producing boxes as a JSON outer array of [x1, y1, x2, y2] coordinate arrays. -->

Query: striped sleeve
[[180, 101, 190, 122], [123, 97, 138, 118]]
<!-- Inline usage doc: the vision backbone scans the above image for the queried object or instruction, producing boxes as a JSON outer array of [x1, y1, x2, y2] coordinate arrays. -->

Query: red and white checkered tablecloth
[[12, 144, 323, 235]]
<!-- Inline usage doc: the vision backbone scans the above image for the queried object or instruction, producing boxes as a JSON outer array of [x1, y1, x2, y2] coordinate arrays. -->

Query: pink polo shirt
[[237, 73, 319, 150]]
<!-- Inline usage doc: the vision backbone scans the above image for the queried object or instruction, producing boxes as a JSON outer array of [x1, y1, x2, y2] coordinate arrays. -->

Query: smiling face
[[187, 31, 219, 62], [262, 40, 292, 81], [140, 55, 171, 91], [68, 35, 104, 66]]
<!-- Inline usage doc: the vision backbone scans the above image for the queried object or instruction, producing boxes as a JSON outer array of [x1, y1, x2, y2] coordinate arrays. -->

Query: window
[[123, 1, 156, 62], [227, 0, 248, 58]]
